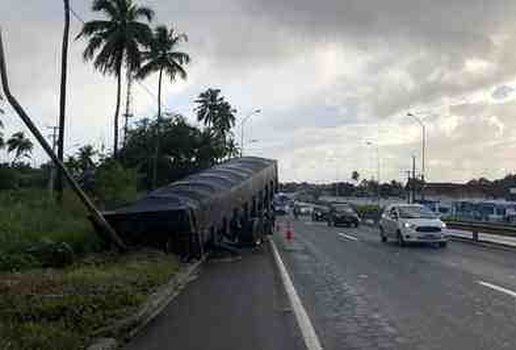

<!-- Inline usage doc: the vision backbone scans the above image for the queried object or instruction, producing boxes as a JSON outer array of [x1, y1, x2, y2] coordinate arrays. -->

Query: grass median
[[0, 188, 181, 349], [0, 250, 179, 349]]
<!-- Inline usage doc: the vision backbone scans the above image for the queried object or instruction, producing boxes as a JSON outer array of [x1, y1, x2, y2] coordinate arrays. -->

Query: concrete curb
[[87, 257, 205, 350]]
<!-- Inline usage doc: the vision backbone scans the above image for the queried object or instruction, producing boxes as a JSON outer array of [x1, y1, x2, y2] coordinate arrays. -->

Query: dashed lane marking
[[478, 281, 516, 298], [337, 232, 358, 241]]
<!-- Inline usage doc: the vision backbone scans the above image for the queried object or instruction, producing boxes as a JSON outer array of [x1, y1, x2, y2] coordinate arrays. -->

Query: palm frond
[[92, 0, 119, 19], [82, 35, 103, 61], [134, 7, 154, 22], [168, 51, 190, 65]]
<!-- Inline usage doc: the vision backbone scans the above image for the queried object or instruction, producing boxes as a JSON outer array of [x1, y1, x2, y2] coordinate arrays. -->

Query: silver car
[[379, 204, 448, 247]]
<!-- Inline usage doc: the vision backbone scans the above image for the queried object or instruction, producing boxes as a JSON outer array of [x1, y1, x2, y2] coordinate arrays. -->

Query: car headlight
[[404, 222, 416, 229], [440, 222, 447, 229]]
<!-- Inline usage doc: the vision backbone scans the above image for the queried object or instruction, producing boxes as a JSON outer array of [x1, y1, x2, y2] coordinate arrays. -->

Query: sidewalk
[[124, 243, 304, 350]]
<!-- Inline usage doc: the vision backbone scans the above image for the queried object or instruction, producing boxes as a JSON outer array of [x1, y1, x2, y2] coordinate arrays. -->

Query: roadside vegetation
[[0, 0, 244, 348], [0, 189, 100, 272], [0, 250, 179, 350]]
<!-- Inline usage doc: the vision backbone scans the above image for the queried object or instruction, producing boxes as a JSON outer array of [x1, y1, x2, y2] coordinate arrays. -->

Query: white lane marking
[[337, 232, 358, 241], [269, 238, 323, 350], [478, 281, 516, 298]]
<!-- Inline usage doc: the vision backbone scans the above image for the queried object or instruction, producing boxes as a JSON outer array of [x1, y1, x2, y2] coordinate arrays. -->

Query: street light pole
[[240, 109, 261, 157], [407, 113, 426, 199], [366, 141, 380, 205]]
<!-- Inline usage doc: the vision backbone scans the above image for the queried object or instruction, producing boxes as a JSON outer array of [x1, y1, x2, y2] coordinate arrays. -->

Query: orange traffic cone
[[286, 220, 294, 241]]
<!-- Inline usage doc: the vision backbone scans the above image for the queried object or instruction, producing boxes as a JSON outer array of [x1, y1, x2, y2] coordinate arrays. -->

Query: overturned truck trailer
[[102, 157, 278, 258]]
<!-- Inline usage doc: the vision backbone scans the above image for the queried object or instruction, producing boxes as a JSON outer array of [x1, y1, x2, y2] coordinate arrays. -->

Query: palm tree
[[194, 88, 223, 128], [194, 89, 236, 162], [137, 25, 190, 120], [137, 24, 189, 189], [195, 89, 237, 135], [56, 0, 71, 202], [77, 0, 154, 157], [7, 132, 33, 164], [77, 145, 97, 170], [213, 101, 236, 136], [352, 170, 360, 183]]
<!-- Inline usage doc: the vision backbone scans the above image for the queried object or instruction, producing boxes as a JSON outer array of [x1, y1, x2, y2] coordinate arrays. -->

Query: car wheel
[[380, 227, 387, 242], [397, 231, 405, 247], [327, 220, 331, 227], [439, 242, 447, 248], [354, 221, 359, 228]]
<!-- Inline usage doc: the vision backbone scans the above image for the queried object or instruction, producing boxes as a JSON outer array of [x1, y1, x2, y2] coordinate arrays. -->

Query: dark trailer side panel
[[102, 157, 278, 257]]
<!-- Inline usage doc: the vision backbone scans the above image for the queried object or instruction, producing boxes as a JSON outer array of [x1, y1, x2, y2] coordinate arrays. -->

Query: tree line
[[0, 0, 243, 200]]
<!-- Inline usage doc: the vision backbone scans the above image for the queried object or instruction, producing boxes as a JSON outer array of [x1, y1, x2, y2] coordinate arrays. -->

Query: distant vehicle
[[273, 203, 288, 216], [379, 204, 448, 247], [312, 206, 329, 221], [273, 193, 290, 215], [298, 205, 311, 216], [327, 203, 360, 227]]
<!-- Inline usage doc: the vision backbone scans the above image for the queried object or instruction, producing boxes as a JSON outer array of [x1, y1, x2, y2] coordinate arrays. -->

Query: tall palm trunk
[[113, 62, 122, 157], [56, 0, 70, 203], [151, 67, 163, 189], [123, 68, 132, 148], [158, 67, 162, 120]]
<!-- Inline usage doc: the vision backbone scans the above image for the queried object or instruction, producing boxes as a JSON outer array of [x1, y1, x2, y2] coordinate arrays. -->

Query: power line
[[69, 7, 85, 24]]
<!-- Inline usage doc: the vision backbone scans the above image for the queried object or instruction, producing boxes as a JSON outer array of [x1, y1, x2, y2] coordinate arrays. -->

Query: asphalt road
[[125, 243, 303, 350], [275, 217, 516, 350]]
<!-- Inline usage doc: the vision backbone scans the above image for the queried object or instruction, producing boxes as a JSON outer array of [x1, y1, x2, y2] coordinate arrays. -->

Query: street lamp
[[365, 140, 380, 205], [240, 109, 261, 157], [407, 112, 426, 184]]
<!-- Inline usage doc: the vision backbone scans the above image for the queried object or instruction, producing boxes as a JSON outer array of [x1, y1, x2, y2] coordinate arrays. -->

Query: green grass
[[0, 189, 103, 271], [0, 250, 179, 350]]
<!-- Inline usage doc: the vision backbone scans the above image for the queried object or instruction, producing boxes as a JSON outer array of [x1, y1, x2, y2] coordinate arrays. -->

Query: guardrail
[[445, 220, 516, 241]]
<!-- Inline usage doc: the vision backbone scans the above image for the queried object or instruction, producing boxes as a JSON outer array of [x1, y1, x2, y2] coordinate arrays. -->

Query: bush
[[26, 239, 75, 268], [353, 204, 382, 221], [0, 167, 19, 190], [0, 252, 40, 272], [0, 189, 103, 271], [95, 160, 137, 208]]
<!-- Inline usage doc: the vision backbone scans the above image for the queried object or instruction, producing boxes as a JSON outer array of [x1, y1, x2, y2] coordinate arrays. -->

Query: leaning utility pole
[[56, 0, 70, 203], [48, 126, 59, 196]]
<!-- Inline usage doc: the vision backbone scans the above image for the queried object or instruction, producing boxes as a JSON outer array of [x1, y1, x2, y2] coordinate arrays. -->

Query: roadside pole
[[412, 155, 416, 204]]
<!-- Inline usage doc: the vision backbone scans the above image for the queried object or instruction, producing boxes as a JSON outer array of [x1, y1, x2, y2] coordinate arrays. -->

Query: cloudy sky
[[2, 0, 516, 184]]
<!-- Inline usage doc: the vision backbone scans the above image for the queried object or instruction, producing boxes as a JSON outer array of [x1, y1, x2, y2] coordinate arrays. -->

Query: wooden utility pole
[[56, 0, 70, 203]]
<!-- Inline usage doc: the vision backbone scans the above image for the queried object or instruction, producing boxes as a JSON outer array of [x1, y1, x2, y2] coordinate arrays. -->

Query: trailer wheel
[[252, 219, 264, 246]]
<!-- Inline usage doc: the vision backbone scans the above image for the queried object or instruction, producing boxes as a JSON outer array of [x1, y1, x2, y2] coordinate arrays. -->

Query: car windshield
[[334, 205, 354, 213], [398, 206, 436, 219]]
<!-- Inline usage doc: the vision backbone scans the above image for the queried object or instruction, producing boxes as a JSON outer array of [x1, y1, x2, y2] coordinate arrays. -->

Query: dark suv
[[327, 204, 360, 227], [311, 206, 329, 221]]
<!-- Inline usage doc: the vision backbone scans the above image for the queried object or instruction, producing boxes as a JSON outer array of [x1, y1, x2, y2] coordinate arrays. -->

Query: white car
[[379, 204, 448, 247]]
